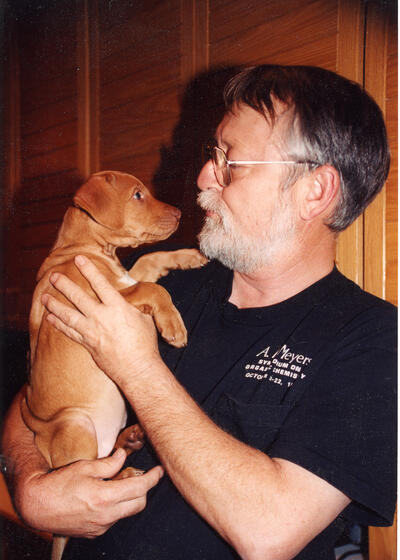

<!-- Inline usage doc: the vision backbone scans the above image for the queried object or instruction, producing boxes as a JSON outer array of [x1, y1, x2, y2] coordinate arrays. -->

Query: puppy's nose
[[169, 207, 181, 220]]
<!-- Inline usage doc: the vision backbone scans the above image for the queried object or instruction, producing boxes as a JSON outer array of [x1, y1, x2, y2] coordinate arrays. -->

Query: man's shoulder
[[320, 268, 397, 349], [331, 267, 397, 316]]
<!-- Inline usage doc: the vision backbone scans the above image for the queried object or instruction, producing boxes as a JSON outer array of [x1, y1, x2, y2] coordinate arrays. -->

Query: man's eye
[[133, 191, 143, 200]]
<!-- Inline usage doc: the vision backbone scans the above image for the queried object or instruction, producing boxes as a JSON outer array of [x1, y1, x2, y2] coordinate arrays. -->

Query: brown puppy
[[21, 170, 207, 559]]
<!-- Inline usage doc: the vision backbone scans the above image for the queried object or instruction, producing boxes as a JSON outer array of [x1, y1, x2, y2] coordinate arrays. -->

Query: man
[[2, 65, 396, 559]]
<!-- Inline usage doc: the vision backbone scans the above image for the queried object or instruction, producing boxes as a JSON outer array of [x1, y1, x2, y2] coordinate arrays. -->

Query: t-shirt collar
[[208, 261, 344, 325]]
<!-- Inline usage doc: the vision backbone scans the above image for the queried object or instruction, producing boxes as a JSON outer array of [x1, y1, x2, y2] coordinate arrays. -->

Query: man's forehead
[[216, 102, 291, 145], [216, 104, 268, 140]]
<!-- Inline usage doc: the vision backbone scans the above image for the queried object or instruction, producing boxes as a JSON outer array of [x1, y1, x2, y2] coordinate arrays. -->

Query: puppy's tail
[[52, 535, 69, 560]]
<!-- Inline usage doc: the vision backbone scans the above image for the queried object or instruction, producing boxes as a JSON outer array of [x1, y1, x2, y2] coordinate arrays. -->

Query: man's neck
[[229, 235, 336, 309]]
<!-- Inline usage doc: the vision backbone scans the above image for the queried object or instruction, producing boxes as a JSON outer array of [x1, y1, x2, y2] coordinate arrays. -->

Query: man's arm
[[1, 389, 163, 537], [42, 256, 350, 560], [118, 359, 350, 560]]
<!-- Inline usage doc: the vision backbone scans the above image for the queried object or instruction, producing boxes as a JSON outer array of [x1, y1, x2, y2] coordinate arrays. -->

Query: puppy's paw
[[157, 309, 187, 348], [171, 248, 208, 270], [114, 466, 145, 479], [115, 424, 145, 453]]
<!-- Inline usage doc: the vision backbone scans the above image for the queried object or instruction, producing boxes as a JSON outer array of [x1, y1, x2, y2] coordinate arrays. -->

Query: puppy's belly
[[91, 392, 128, 458]]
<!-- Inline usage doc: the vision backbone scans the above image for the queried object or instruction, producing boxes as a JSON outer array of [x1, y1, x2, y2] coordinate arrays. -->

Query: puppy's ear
[[73, 172, 124, 229]]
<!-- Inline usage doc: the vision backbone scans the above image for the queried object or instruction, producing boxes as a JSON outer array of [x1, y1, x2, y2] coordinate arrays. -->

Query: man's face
[[197, 103, 300, 274]]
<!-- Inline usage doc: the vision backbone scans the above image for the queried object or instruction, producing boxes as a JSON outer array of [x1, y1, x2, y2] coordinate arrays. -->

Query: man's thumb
[[96, 448, 127, 478]]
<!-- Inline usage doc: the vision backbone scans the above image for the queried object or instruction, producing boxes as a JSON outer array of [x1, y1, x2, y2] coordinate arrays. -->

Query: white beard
[[197, 190, 296, 273]]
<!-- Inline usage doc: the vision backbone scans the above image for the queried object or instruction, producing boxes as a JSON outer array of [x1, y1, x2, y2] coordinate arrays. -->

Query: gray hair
[[224, 65, 390, 232]]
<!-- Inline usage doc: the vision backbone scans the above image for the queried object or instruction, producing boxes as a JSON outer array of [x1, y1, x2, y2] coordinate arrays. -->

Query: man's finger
[[47, 272, 100, 317], [90, 448, 128, 479], [104, 467, 165, 520], [74, 255, 124, 306], [107, 465, 164, 504], [46, 312, 85, 344], [42, 294, 86, 339]]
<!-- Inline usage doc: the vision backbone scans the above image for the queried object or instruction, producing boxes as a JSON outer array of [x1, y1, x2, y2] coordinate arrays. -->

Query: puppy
[[21, 170, 207, 559]]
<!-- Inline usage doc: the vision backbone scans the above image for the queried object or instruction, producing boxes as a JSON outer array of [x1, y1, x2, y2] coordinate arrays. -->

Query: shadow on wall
[[152, 65, 242, 246]]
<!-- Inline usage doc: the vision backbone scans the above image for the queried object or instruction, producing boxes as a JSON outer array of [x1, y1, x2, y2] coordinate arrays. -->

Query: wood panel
[[369, 510, 397, 560], [100, 64, 180, 114], [18, 171, 81, 205], [20, 70, 78, 116], [210, 0, 310, 42], [100, 151, 163, 188], [367, 2, 397, 557], [21, 97, 77, 138], [76, 0, 100, 178], [181, 0, 209, 83], [3, 0, 81, 331], [335, 0, 365, 286], [21, 145, 77, 180], [363, 1, 388, 299], [209, 0, 338, 68], [23, 121, 77, 159], [384, 19, 398, 306], [98, 0, 181, 59], [97, 0, 183, 193], [17, 2, 77, 85]]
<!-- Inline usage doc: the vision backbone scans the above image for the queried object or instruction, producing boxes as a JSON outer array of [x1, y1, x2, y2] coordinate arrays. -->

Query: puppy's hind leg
[[46, 411, 98, 469], [113, 424, 146, 478], [115, 424, 145, 454], [46, 415, 98, 560]]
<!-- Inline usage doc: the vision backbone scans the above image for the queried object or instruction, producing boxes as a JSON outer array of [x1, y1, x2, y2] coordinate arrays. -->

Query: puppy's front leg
[[128, 249, 207, 283], [121, 282, 187, 347]]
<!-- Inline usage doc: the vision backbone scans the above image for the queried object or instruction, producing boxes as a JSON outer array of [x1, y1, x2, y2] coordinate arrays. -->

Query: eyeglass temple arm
[[226, 159, 317, 165]]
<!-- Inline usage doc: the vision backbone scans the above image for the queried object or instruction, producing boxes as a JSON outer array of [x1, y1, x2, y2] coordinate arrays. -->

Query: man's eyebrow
[[214, 135, 231, 150]]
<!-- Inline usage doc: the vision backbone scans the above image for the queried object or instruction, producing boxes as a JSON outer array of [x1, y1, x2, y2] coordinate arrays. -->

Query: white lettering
[[256, 346, 270, 358]]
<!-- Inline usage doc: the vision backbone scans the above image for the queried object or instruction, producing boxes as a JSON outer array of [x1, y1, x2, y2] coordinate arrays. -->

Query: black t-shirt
[[65, 259, 397, 560]]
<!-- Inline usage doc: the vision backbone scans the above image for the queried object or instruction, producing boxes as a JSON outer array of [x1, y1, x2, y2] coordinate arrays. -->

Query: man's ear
[[298, 165, 340, 222]]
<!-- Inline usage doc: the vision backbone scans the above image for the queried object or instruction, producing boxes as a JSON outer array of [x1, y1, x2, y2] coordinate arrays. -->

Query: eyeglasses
[[205, 145, 318, 187]]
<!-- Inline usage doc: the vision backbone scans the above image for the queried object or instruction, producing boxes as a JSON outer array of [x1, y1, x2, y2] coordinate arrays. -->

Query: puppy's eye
[[133, 191, 143, 200]]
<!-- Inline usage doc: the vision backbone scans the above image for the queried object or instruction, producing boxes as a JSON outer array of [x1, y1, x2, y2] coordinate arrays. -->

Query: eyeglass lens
[[212, 146, 230, 187]]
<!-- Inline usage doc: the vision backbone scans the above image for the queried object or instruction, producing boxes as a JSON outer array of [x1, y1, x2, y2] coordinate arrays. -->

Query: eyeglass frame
[[206, 144, 319, 187]]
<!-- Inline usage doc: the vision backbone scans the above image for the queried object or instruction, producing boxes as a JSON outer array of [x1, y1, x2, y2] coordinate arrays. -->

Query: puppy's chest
[[115, 271, 138, 289]]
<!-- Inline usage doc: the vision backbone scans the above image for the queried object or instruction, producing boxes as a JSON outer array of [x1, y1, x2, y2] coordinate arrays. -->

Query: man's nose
[[197, 160, 222, 191]]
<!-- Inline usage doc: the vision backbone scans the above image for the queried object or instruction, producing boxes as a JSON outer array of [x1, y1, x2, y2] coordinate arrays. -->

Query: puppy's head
[[74, 171, 181, 247]]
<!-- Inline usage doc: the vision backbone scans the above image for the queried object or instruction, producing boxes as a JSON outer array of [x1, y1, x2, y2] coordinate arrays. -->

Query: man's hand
[[41, 255, 161, 389], [16, 448, 163, 538]]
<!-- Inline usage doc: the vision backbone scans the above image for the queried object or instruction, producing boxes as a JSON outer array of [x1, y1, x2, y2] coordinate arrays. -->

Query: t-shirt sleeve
[[269, 304, 397, 526]]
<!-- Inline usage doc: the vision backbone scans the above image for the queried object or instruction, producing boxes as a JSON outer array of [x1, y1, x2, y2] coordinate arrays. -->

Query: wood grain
[[21, 145, 77, 180], [363, 1, 388, 299], [210, 1, 337, 67], [21, 97, 77, 138], [335, 0, 365, 286]]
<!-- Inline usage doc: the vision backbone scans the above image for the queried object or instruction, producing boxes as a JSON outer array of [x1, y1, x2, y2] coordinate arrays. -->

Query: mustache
[[197, 191, 226, 215]]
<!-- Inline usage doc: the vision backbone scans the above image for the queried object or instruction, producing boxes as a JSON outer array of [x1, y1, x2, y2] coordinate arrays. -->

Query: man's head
[[197, 65, 389, 273], [223, 65, 390, 231]]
